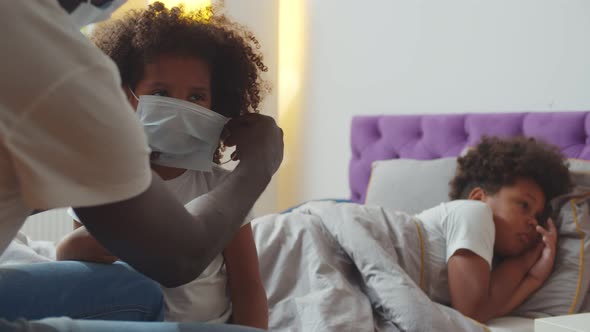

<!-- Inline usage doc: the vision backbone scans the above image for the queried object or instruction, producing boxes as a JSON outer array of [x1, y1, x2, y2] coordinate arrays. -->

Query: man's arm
[[75, 114, 283, 288]]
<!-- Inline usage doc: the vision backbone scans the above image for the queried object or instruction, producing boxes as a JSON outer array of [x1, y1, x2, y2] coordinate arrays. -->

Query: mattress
[[487, 316, 534, 332]]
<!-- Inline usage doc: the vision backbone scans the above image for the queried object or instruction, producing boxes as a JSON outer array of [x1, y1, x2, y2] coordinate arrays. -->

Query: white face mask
[[69, 0, 127, 29], [135, 95, 228, 172]]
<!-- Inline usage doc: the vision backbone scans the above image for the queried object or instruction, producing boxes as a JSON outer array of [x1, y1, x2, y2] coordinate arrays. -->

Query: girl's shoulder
[[208, 165, 231, 183], [185, 165, 230, 190]]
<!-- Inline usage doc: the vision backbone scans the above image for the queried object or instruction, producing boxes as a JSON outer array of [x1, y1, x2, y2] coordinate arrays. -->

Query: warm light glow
[[278, 0, 304, 118], [112, 0, 148, 19], [277, 0, 306, 210], [149, 0, 210, 12]]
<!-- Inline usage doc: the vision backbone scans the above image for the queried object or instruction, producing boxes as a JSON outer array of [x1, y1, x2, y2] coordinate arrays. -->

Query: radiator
[[20, 208, 72, 243]]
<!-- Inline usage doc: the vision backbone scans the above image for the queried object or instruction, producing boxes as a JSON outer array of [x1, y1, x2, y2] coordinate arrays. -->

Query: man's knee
[[0, 261, 164, 321]]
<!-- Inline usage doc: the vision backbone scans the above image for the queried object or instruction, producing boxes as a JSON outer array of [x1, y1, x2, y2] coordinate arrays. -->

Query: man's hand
[[527, 218, 558, 284], [223, 114, 284, 178]]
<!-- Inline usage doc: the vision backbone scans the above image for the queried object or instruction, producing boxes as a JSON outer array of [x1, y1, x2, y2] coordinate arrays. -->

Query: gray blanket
[[252, 202, 488, 332]]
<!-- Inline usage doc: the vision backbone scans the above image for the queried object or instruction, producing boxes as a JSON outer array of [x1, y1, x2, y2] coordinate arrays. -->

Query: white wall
[[299, 0, 590, 203], [223, 0, 279, 215]]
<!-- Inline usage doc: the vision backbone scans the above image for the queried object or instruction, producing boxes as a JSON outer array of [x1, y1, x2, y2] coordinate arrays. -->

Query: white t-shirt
[[0, 1, 151, 256], [69, 166, 253, 323], [161, 167, 254, 323], [415, 200, 495, 305]]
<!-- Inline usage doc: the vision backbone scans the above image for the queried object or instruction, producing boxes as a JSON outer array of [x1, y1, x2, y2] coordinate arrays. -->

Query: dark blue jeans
[[0, 261, 262, 331], [0, 261, 164, 321], [0, 318, 263, 331]]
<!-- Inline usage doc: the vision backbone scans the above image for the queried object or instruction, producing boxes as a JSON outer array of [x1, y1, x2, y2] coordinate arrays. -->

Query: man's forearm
[[188, 163, 270, 235], [76, 166, 271, 287]]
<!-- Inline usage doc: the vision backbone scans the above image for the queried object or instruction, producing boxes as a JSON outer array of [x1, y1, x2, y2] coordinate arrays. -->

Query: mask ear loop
[[219, 158, 232, 165], [128, 88, 140, 101], [218, 140, 233, 165], [219, 155, 238, 165]]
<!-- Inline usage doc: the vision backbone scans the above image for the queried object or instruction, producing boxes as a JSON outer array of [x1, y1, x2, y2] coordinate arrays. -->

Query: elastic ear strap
[[128, 87, 140, 101]]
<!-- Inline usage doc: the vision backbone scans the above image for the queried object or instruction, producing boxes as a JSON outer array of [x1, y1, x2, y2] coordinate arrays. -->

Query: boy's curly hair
[[449, 136, 572, 202], [91, 1, 268, 118]]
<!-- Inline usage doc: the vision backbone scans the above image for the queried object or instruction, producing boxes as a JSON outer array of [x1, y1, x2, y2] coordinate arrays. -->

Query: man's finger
[[231, 151, 239, 161], [223, 129, 247, 147]]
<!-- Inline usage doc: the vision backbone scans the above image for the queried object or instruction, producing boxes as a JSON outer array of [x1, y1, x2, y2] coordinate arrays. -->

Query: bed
[[253, 111, 590, 331], [348, 111, 590, 332]]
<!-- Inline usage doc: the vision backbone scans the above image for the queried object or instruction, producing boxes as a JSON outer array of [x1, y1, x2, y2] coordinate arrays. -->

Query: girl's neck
[[151, 163, 187, 180]]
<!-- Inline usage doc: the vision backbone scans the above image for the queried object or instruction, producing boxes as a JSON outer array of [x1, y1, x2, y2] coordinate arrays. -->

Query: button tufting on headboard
[[350, 112, 590, 203]]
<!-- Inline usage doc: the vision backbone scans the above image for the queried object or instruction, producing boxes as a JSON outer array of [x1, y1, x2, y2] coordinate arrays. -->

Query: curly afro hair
[[449, 136, 572, 203], [91, 1, 268, 118]]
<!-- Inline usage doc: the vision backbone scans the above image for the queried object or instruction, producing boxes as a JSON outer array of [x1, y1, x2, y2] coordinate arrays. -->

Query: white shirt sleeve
[[5, 63, 152, 209], [444, 201, 496, 269], [0, 0, 152, 210]]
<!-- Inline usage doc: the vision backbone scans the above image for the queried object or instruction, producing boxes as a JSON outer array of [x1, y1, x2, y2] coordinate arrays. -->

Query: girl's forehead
[[140, 56, 211, 83]]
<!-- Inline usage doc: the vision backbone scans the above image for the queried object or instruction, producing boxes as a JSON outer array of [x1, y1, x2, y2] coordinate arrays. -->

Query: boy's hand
[[527, 218, 558, 284], [521, 240, 543, 270]]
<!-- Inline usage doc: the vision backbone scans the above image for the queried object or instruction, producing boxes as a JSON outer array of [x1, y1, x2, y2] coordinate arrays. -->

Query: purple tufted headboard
[[349, 112, 590, 203]]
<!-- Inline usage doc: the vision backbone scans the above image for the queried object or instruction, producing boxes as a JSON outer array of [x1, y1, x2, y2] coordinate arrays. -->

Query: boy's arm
[[448, 219, 556, 322], [223, 224, 268, 329], [448, 245, 540, 322], [56, 224, 118, 264]]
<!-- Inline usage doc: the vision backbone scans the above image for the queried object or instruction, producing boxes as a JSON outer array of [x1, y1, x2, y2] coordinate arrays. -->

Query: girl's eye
[[520, 201, 529, 210], [188, 94, 205, 102], [151, 90, 168, 97]]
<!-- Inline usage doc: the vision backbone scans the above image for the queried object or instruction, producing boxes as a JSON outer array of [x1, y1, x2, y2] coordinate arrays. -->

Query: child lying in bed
[[56, 2, 268, 328], [254, 136, 572, 329], [417, 136, 572, 322]]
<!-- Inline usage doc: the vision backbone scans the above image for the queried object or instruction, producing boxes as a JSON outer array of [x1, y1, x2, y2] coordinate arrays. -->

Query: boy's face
[[129, 54, 213, 111], [479, 178, 546, 257]]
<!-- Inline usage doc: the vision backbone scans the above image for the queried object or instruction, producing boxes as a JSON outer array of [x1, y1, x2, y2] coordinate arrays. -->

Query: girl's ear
[[468, 187, 487, 202]]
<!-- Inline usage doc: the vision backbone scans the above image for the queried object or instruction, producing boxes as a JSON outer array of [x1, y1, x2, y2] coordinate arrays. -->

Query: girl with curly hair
[[416, 136, 572, 322], [56, 2, 269, 328]]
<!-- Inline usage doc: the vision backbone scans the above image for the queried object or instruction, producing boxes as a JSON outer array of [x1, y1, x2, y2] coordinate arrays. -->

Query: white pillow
[[569, 158, 590, 173], [364, 158, 457, 214]]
